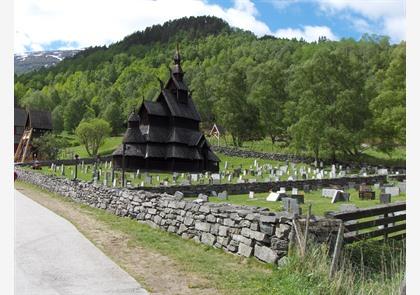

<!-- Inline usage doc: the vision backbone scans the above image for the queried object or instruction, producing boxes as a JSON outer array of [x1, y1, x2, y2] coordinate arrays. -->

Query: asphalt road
[[15, 190, 148, 295]]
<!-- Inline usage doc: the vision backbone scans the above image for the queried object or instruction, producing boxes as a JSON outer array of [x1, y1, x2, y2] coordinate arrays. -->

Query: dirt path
[[15, 184, 220, 295]]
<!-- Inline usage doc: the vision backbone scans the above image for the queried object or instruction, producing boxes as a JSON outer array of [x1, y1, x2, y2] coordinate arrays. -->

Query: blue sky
[[15, 0, 405, 53]]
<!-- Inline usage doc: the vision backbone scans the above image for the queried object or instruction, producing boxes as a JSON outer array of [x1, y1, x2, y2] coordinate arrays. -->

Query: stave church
[[112, 47, 219, 172]]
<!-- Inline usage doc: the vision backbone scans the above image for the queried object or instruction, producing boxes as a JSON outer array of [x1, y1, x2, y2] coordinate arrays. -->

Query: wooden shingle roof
[[26, 109, 52, 130]]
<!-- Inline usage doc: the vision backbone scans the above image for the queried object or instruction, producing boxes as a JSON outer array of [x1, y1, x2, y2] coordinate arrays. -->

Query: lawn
[[189, 188, 406, 216]]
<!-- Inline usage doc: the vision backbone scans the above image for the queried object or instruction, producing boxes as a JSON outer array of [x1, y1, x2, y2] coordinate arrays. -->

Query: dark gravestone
[[283, 198, 301, 215], [359, 191, 375, 200], [359, 184, 375, 200], [380, 193, 391, 204], [218, 190, 228, 200], [303, 184, 311, 193], [332, 192, 350, 203], [290, 194, 305, 204]]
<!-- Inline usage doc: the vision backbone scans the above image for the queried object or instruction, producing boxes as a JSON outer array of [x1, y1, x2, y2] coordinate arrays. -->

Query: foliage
[[75, 118, 111, 156], [14, 16, 405, 161], [31, 132, 69, 160]]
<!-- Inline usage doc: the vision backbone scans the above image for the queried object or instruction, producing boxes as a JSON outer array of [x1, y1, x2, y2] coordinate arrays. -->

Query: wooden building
[[14, 107, 27, 152], [14, 109, 53, 162], [112, 48, 219, 172]]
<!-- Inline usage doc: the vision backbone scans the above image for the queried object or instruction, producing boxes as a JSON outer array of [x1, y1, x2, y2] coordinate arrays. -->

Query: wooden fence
[[326, 202, 406, 244]]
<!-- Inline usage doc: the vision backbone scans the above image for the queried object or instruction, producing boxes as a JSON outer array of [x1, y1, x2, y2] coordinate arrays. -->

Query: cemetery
[[13, 22, 407, 293]]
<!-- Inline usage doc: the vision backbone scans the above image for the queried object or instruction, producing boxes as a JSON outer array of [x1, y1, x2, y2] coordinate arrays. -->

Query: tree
[[248, 60, 289, 144], [63, 97, 89, 131], [214, 61, 261, 147], [102, 102, 125, 135], [369, 42, 406, 154], [75, 118, 111, 156], [287, 44, 369, 160], [32, 132, 69, 160]]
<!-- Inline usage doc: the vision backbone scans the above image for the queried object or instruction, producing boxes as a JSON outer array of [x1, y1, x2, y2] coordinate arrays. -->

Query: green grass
[[16, 180, 406, 295], [58, 133, 405, 168], [187, 189, 406, 216], [60, 136, 123, 159]]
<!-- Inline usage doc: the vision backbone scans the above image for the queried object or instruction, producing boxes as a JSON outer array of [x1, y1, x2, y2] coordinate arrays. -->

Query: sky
[[14, 0, 406, 53]]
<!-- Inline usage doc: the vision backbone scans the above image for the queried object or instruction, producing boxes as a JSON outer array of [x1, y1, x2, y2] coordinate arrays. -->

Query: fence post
[[303, 204, 312, 256], [384, 212, 389, 242], [329, 221, 345, 279]]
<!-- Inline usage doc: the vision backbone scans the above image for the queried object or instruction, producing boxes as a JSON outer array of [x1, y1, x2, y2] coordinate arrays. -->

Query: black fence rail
[[326, 202, 406, 244]]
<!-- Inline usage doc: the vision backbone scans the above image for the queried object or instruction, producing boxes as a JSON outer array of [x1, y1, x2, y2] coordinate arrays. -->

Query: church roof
[[160, 89, 201, 121], [14, 108, 27, 127], [143, 101, 169, 117], [168, 127, 204, 146]]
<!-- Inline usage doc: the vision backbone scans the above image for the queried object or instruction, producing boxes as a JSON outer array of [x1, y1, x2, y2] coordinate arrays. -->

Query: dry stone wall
[[16, 168, 340, 265]]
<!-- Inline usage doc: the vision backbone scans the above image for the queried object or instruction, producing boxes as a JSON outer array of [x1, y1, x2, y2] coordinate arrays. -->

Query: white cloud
[[275, 25, 337, 41], [317, 0, 405, 42], [14, 0, 271, 53]]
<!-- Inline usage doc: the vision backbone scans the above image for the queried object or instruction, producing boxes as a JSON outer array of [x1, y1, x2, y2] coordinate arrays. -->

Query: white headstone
[[292, 188, 298, 195], [249, 191, 255, 199], [279, 187, 286, 194], [266, 191, 281, 202], [191, 174, 198, 182], [384, 186, 399, 197]]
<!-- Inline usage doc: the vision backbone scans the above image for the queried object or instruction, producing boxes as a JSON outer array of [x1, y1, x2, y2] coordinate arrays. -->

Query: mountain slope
[[14, 50, 80, 74]]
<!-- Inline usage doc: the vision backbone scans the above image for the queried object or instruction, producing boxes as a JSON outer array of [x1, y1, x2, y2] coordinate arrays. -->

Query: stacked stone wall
[[16, 168, 340, 265]]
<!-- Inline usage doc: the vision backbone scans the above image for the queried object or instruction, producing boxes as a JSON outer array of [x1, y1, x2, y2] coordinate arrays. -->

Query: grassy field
[[189, 188, 406, 216], [57, 132, 405, 167], [31, 156, 331, 187], [16, 181, 406, 295]]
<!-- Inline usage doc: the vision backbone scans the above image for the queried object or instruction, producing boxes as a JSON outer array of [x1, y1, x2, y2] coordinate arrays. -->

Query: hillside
[[14, 15, 405, 162], [14, 50, 80, 75]]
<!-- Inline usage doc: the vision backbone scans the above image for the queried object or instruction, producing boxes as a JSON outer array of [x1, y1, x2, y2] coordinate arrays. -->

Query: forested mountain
[[14, 16, 405, 160]]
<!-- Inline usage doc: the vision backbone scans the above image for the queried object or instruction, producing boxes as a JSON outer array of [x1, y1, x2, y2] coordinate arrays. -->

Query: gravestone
[[266, 191, 281, 202], [198, 193, 208, 202], [145, 176, 152, 185], [283, 198, 301, 215], [378, 168, 388, 175], [384, 186, 399, 197], [303, 184, 311, 193], [292, 188, 298, 195], [359, 184, 375, 200], [397, 182, 406, 193], [140, 181, 144, 187], [112, 178, 117, 187], [331, 191, 350, 203], [227, 174, 232, 183], [322, 188, 339, 198], [290, 194, 304, 204], [218, 190, 228, 200], [211, 173, 221, 184], [287, 176, 294, 181], [249, 191, 255, 199], [348, 182, 356, 189], [380, 193, 391, 204], [191, 174, 198, 182]]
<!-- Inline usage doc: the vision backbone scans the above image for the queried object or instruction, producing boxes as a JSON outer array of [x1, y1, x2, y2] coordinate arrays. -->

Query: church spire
[[172, 44, 183, 80]]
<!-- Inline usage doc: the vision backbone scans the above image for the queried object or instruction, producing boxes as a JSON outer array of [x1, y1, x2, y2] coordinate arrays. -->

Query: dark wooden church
[[112, 47, 219, 172]]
